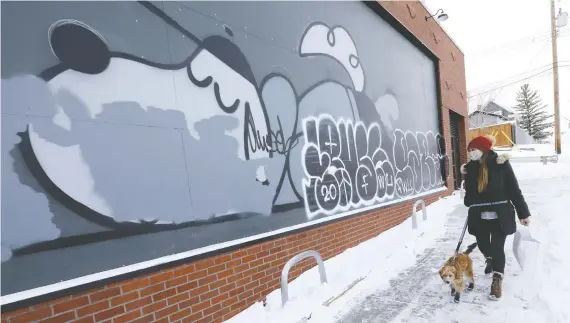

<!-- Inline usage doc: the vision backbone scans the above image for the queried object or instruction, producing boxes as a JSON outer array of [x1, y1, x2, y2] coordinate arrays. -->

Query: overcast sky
[[423, 0, 570, 125]]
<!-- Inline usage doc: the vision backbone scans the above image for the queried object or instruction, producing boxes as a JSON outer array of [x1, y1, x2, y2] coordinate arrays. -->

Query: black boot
[[484, 257, 493, 275]]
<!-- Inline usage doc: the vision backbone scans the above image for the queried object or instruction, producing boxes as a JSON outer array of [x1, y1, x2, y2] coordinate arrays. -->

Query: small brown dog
[[439, 242, 477, 303]]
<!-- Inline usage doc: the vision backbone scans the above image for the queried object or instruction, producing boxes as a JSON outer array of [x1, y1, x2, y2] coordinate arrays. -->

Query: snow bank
[[511, 156, 570, 180], [493, 143, 554, 159], [496, 131, 570, 161], [512, 152, 570, 323], [225, 196, 462, 323], [524, 181, 570, 323], [506, 134, 570, 181]]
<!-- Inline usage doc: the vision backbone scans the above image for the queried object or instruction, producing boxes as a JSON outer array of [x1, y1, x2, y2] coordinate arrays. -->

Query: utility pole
[[550, 0, 562, 154]]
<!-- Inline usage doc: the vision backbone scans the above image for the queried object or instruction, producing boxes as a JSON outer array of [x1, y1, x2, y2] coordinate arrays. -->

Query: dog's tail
[[464, 242, 478, 255]]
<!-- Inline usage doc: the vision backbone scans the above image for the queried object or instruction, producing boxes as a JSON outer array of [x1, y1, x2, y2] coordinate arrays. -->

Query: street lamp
[[425, 9, 449, 22]]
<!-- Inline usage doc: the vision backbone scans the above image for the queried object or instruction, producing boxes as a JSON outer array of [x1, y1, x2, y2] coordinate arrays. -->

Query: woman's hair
[[478, 153, 489, 193]]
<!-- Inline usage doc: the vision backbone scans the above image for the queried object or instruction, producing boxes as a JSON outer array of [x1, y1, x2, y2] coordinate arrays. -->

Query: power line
[[532, 30, 570, 42], [468, 60, 570, 93], [466, 29, 565, 56], [484, 42, 553, 105], [467, 64, 570, 98], [468, 68, 551, 98], [466, 30, 548, 54], [466, 27, 570, 58], [470, 38, 567, 116], [467, 29, 570, 95]]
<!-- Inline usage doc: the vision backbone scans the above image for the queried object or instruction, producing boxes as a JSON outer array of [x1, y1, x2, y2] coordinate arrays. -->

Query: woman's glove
[[520, 217, 531, 226]]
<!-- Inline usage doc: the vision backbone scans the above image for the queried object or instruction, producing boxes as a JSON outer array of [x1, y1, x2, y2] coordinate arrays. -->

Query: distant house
[[468, 110, 510, 129], [468, 101, 516, 129], [480, 101, 516, 120], [468, 101, 534, 145]]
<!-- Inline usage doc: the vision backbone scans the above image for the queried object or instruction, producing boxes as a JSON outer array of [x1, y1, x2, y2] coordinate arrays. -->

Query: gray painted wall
[[1, 1, 445, 296]]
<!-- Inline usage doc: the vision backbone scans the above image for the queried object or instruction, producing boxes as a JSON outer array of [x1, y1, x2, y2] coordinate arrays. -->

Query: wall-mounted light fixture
[[425, 8, 449, 22]]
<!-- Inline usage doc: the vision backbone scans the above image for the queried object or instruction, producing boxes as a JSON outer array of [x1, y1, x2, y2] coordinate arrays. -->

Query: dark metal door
[[449, 113, 462, 190], [451, 137, 461, 189]]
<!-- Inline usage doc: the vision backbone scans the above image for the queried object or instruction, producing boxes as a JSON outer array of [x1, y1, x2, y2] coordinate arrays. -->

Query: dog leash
[[454, 200, 508, 256], [454, 216, 469, 257]]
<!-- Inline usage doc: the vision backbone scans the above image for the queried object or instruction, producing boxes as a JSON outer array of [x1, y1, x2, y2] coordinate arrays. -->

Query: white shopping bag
[[512, 226, 543, 299], [513, 226, 542, 271]]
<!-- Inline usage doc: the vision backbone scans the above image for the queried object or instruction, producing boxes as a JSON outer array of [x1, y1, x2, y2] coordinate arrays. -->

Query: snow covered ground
[[225, 141, 570, 323]]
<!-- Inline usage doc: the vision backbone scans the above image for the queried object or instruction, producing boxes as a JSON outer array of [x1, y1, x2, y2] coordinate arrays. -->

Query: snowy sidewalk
[[227, 155, 570, 323], [334, 203, 524, 323], [335, 160, 570, 323]]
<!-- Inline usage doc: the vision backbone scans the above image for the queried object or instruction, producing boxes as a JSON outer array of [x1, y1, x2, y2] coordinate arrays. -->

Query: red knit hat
[[468, 136, 493, 153]]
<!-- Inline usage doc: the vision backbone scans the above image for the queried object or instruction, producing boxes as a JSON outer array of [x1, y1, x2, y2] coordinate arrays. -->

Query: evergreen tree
[[512, 84, 553, 141]]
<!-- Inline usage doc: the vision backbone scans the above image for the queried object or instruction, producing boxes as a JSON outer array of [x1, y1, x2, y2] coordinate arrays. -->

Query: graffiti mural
[[301, 116, 445, 219], [1, 1, 446, 296]]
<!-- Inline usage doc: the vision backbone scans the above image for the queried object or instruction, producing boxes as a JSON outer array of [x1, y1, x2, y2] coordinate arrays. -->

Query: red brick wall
[[1, 2, 467, 322]]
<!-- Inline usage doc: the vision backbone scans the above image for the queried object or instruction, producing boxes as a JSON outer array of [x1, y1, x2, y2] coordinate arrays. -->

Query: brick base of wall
[[1, 188, 452, 323]]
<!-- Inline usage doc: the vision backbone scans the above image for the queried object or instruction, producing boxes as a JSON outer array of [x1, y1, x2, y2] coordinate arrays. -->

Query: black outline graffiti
[[264, 75, 374, 211], [34, 24, 275, 228], [0, 0, 453, 309], [258, 73, 304, 209], [8, 1, 448, 260], [12, 3, 304, 255]]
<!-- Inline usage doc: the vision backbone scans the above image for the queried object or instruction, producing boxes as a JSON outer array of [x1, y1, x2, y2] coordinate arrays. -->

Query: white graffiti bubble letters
[[392, 129, 446, 197], [300, 22, 365, 92], [302, 115, 446, 219]]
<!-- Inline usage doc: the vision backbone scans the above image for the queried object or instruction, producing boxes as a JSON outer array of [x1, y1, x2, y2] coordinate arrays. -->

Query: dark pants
[[475, 219, 507, 273]]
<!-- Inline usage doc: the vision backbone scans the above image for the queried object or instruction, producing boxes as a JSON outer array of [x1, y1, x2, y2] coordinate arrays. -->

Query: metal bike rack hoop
[[281, 250, 327, 306], [411, 199, 427, 229]]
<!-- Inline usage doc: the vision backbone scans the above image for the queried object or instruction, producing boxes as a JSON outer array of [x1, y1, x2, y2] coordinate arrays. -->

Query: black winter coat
[[463, 150, 531, 236]]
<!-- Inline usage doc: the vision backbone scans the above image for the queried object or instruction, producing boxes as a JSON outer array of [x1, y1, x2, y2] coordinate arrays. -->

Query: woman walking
[[461, 135, 531, 300]]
